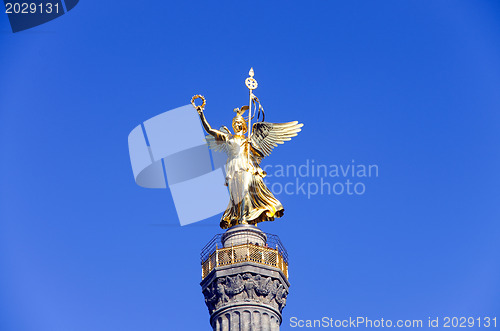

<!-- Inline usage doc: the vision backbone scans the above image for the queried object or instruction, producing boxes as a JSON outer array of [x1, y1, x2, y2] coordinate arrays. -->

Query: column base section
[[211, 303, 280, 331]]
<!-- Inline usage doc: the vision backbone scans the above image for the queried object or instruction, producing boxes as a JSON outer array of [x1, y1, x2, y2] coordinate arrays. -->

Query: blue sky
[[0, 1, 499, 330]]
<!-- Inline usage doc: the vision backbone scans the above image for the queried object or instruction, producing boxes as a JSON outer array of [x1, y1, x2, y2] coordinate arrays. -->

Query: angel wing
[[250, 121, 303, 157], [205, 126, 231, 154]]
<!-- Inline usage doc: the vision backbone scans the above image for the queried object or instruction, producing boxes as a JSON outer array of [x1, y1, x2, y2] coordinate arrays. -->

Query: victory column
[[194, 69, 303, 331]]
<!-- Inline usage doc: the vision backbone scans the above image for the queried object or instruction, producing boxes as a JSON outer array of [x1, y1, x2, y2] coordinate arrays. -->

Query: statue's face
[[233, 119, 246, 134], [233, 121, 243, 133]]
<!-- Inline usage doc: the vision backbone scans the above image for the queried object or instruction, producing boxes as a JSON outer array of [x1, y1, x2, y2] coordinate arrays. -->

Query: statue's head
[[232, 107, 248, 134]]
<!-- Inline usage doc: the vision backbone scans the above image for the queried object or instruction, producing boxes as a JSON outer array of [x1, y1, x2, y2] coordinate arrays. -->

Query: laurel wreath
[[191, 95, 206, 110]]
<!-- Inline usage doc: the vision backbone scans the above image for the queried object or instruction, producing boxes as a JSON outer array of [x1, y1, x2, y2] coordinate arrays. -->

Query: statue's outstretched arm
[[197, 108, 228, 141]]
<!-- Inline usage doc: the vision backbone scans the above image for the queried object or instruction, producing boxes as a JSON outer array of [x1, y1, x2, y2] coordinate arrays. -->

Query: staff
[[245, 68, 258, 161]]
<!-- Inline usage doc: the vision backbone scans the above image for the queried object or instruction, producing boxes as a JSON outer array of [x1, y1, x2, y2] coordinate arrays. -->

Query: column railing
[[201, 242, 288, 279]]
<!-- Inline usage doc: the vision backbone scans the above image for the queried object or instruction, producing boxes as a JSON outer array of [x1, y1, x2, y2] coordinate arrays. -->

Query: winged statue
[[192, 69, 303, 229]]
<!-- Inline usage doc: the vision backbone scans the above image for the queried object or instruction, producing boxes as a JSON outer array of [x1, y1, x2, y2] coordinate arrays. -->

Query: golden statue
[[192, 68, 303, 229]]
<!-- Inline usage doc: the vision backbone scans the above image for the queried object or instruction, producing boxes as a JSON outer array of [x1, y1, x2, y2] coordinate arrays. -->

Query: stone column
[[201, 225, 290, 331]]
